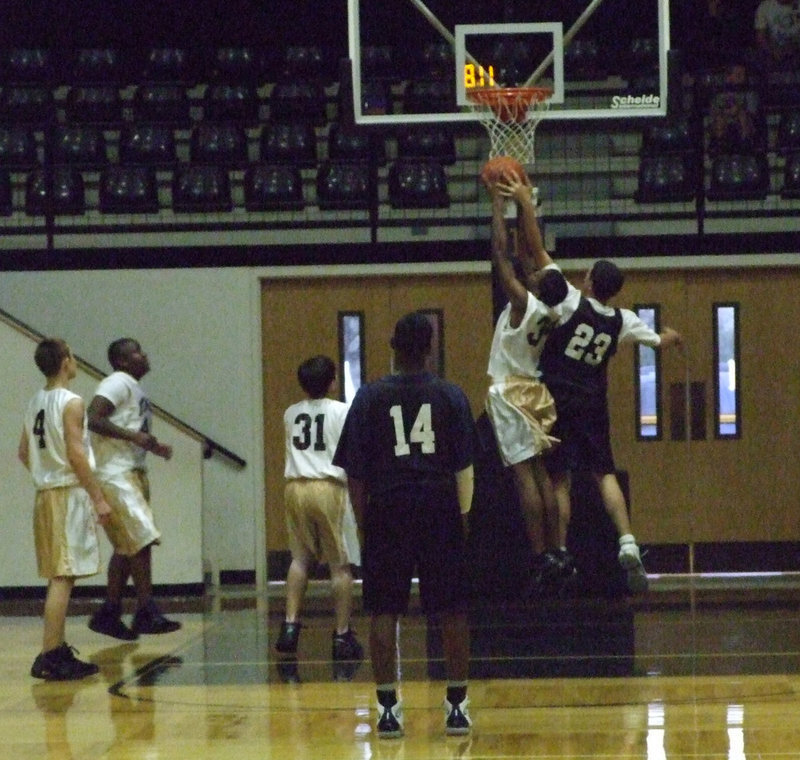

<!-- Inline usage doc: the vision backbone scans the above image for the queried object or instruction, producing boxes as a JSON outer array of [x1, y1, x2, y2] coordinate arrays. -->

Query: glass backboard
[[347, 0, 669, 124]]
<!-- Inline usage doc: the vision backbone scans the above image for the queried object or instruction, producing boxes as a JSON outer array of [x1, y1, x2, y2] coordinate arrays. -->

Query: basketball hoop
[[466, 86, 552, 166]]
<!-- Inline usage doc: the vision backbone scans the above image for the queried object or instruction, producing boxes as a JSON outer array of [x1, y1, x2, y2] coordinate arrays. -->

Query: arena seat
[[25, 167, 85, 215], [203, 83, 261, 125], [208, 47, 264, 85], [0, 126, 38, 170], [403, 78, 455, 115], [388, 159, 450, 209], [0, 85, 55, 126], [781, 153, 800, 200], [50, 124, 108, 169], [189, 123, 249, 167], [0, 171, 11, 215], [71, 48, 125, 85], [244, 164, 305, 211], [139, 47, 196, 85], [396, 127, 456, 165], [172, 165, 232, 212], [327, 121, 385, 165], [635, 154, 698, 203], [707, 152, 770, 201], [360, 45, 395, 82], [640, 114, 699, 156], [64, 85, 123, 125], [2, 47, 54, 84], [777, 109, 800, 155], [269, 81, 327, 126], [260, 120, 317, 167], [119, 123, 177, 168], [99, 165, 160, 214], [316, 160, 372, 210], [132, 84, 192, 126], [281, 45, 329, 83]]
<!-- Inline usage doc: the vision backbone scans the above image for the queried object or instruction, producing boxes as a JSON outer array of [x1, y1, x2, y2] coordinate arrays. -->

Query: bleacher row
[[635, 66, 800, 205], [0, 121, 462, 215], [1, 46, 799, 227], [0, 45, 476, 219]]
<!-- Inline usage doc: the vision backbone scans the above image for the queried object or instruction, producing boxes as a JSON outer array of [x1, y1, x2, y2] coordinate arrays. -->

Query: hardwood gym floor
[[3, 576, 800, 759]]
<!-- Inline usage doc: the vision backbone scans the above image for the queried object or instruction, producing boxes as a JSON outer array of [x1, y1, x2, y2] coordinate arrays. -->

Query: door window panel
[[635, 305, 661, 440], [713, 303, 739, 439], [419, 309, 444, 377], [339, 311, 365, 403]]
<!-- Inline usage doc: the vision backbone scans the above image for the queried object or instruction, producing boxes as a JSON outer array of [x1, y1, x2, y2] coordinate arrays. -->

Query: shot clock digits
[[464, 63, 496, 89]]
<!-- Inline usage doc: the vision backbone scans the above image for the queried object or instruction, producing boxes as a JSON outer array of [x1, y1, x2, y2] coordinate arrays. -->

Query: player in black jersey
[[498, 172, 682, 593], [539, 261, 682, 593], [333, 311, 476, 739]]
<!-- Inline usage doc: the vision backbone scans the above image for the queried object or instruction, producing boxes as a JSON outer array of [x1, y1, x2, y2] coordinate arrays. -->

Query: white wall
[[0, 318, 204, 587], [5, 253, 795, 589], [0, 267, 262, 588], [0, 261, 499, 589]]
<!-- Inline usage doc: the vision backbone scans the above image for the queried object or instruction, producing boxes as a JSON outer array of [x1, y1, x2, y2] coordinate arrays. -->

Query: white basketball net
[[466, 87, 552, 167]]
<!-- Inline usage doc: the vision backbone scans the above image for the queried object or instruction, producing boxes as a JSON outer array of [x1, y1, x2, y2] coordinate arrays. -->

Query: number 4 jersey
[[283, 397, 350, 482], [23, 387, 94, 490]]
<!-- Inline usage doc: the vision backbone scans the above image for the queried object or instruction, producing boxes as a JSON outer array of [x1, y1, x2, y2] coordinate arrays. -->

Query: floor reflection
[[107, 584, 800, 693]]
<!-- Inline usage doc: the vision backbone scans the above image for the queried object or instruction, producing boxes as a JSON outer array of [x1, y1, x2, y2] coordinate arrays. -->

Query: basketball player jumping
[[498, 171, 683, 593]]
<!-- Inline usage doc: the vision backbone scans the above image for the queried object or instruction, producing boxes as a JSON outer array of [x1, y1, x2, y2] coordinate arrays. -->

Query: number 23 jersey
[[540, 282, 660, 401]]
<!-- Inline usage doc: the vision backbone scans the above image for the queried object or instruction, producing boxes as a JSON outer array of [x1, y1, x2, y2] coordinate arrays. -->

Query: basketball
[[480, 155, 528, 186]]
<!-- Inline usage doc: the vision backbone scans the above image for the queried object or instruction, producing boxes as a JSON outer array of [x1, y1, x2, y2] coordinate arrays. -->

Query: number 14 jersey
[[333, 372, 475, 502]]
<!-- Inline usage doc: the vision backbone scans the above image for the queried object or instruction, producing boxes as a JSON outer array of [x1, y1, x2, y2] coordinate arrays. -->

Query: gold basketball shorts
[[34, 486, 101, 579]]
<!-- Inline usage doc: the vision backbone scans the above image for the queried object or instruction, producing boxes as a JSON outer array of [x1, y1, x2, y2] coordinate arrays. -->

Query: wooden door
[[605, 267, 800, 548], [261, 272, 493, 553]]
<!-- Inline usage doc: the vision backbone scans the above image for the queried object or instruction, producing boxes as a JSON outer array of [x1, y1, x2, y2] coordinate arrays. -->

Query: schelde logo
[[611, 94, 661, 109]]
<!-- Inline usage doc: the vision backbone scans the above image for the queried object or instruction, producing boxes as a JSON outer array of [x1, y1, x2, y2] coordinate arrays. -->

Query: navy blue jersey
[[540, 296, 623, 403], [333, 371, 475, 500]]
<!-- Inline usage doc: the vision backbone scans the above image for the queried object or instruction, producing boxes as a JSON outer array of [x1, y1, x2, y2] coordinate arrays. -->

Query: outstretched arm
[[487, 181, 529, 319], [658, 326, 683, 350], [497, 172, 554, 272]]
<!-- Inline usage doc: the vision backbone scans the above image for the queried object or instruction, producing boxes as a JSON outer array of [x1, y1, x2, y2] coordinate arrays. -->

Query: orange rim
[[466, 86, 552, 109]]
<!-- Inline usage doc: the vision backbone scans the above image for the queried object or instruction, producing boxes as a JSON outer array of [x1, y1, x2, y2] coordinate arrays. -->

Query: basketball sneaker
[[131, 599, 182, 635], [376, 700, 404, 739], [276, 658, 301, 684], [332, 628, 363, 661], [275, 621, 301, 654], [31, 643, 100, 681], [444, 697, 472, 736], [618, 540, 649, 594], [88, 601, 138, 641], [531, 550, 566, 597], [554, 547, 580, 597]]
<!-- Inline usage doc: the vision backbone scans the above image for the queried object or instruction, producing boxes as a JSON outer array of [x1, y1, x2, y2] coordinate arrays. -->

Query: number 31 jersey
[[283, 397, 350, 483]]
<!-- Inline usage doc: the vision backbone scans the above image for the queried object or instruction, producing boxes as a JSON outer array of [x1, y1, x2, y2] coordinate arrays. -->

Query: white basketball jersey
[[487, 291, 559, 382], [24, 387, 93, 490], [283, 397, 349, 482], [91, 371, 151, 478]]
